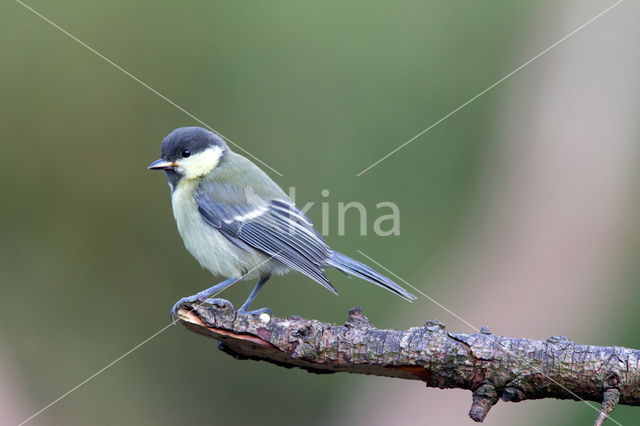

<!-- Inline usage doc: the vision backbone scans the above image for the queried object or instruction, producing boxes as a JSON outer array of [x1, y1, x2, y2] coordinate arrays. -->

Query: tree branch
[[176, 303, 638, 424]]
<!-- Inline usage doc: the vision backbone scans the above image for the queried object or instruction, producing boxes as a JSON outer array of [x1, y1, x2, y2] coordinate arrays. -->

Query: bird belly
[[171, 181, 284, 279]]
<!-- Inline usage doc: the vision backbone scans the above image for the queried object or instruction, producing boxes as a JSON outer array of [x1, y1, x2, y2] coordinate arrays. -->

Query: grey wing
[[194, 189, 337, 294]]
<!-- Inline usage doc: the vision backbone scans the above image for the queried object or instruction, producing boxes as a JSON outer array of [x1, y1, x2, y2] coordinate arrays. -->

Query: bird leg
[[170, 277, 238, 320], [237, 275, 272, 316]]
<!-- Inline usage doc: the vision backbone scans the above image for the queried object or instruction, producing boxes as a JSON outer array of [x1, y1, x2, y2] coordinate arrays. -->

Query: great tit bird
[[148, 127, 416, 319]]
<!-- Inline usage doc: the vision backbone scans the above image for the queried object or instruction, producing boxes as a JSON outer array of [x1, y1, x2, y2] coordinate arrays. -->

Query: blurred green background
[[1, 0, 638, 425]]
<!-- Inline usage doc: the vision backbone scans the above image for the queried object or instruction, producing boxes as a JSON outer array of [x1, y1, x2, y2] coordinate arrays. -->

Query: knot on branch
[[290, 324, 319, 361], [424, 319, 446, 331], [604, 372, 620, 389], [346, 306, 374, 328], [469, 384, 498, 422], [594, 388, 620, 426], [501, 386, 526, 403]]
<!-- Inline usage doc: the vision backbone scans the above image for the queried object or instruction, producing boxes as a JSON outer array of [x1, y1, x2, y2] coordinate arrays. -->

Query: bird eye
[[181, 149, 191, 158]]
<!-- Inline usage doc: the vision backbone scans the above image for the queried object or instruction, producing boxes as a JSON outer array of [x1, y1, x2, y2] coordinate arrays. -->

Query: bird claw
[[170, 297, 234, 322], [170, 296, 196, 322], [203, 298, 234, 310]]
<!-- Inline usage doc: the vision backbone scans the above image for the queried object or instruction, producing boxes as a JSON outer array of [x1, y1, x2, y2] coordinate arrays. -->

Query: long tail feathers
[[326, 252, 417, 302]]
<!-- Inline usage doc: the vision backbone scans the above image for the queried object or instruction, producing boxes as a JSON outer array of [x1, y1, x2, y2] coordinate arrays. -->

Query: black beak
[[147, 159, 178, 170]]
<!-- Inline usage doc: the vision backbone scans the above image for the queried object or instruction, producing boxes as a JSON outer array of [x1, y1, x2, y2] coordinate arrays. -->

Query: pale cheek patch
[[177, 147, 223, 179]]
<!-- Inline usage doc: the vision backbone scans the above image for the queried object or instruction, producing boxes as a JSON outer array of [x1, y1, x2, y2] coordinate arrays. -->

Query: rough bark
[[177, 303, 638, 424]]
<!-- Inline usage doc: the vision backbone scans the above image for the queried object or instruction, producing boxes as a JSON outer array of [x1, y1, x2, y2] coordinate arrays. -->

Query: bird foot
[[203, 298, 234, 310], [170, 295, 200, 321], [170, 296, 234, 321]]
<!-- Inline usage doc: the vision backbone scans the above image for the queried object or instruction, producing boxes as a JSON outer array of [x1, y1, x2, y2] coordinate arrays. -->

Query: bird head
[[148, 127, 228, 187]]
